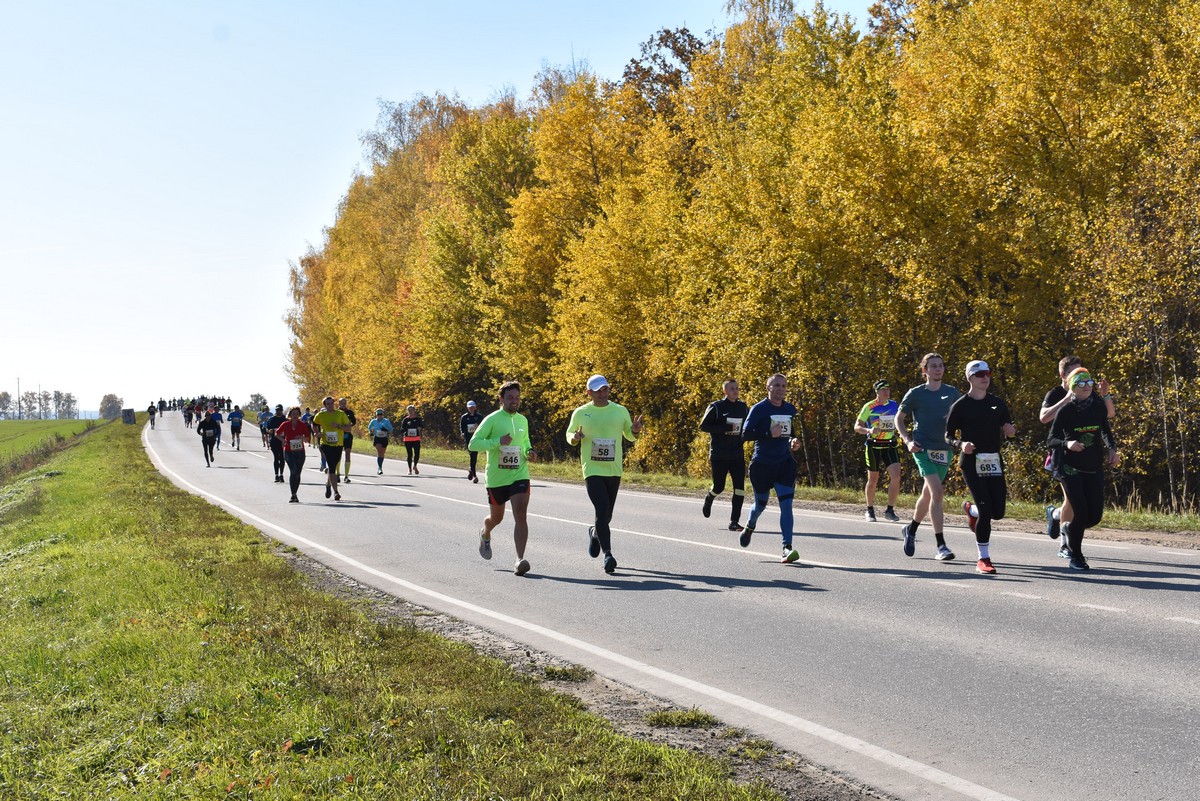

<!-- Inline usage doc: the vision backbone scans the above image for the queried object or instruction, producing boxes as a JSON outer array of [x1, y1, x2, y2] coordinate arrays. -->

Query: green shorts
[[912, 448, 952, 481]]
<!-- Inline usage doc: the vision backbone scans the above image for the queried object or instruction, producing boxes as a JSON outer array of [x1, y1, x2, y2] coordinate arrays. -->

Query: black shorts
[[865, 443, 900, 472], [748, 458, 797, 493], [230, 424, 242, 433], [343, 435, 354, 449], [319, 444, 344, 466], [487, 480, 530, 506], [373, 436, 390, 448]]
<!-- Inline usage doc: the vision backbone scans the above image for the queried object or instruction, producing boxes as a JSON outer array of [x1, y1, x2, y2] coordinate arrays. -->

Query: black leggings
[[270, 442, 285, 476], [1061, 470, 1104, 556], [585, 475, 622, 554], [962, 467, 1007, 543], [284, 450, 306, 495], [467, 443, 479, 472], [405, 441, 421, 469], [202, 439, 215, 463]]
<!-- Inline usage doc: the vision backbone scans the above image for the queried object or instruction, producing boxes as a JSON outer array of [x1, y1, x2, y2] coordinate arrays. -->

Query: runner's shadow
[[532, 567, 823, 594], [802, 531, 896, 542], [1000, 561, 1200, 592]]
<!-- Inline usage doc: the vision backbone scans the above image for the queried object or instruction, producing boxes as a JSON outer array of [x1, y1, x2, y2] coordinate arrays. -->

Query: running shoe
[[289, 495, 298, 503], [865, 507, 876, 522], [408, 469, 413, 475], [739, 525, 753, 548], [781, 545, 800, 563], [901, 523, 915, 557], [963, 501, 977, 534], [1045, 505, 1060, 539], [728, 521, 744, 532], [603, 553, 617, 574], [702, 493, 713, 518], [414, 467, 419, 475], [514, 558, 530, 576], [334, 492, 341, 501], [325, 485, 332, 499], [883, 507, 901, 522], [479, 531, 492, 560], [344, 476, 351, 483], [935, 544, 955, 561], [377, 469, 383, 475], [1068, 555, 1090, 571], [587, 526, 601, 558], [1057, 544, 1072, 559], [976, 557, 996, 574], [472, 475, 478, 484]]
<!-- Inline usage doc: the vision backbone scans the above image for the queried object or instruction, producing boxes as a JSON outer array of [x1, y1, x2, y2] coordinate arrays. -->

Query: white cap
[[466, 400, 476, 407], [586, 374, 609, 392], [965, 360, 990, 378]]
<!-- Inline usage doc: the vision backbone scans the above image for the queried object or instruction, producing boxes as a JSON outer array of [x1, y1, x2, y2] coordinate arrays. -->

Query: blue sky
[[0, 1, 871, 414]]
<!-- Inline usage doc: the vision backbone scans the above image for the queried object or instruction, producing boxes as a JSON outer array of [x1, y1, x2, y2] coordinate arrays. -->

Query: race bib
[[976, 452, 1003, 476], [466, 423, 477, 434], [928, 449, 950, 466], [325, 431, 339, 444], [591, 437, 616, 462], [407, 428, 418, 437], [726, 417, 743, 435], [288, 438, 305, 449], [877, 414, 896, 431], [499, 445, 522, 470], [770, 414, 792, 437], [375, 430, 389, 439], [203, 430, 215, 438]]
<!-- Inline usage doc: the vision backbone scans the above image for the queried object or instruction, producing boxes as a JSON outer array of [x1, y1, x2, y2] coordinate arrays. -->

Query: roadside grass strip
[[0, 417, 781, 799]]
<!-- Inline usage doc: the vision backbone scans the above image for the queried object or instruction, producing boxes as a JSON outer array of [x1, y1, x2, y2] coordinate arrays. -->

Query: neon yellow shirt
[[565, 401, 636, 478], [468, 410, 532, 487], [312, 409, 350, 446]]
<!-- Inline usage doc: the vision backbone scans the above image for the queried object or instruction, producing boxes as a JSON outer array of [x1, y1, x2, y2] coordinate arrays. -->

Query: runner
[[1040, 356, 1116, 558], [312, 396, 351, 501], [367, 408, 393, 474], [469, 381, 538, 575], [945, 361, 1016, 574], [566, 375, 643, 574], [338, 397, 357, 483], [146, 403, 157, 430], [1047, 367, 1120, 570], [274, 406, 311, 502], [739, 374, 804, 563], [265, 404, 287, 483], [209, 405, 224, 451], [460, 400, 484, 483], [400, 405, 424, 475], [228, 405, 244, 450], [183, 404, 193, 429], [196, 410, 219, 467], [895, 353, 961, 561], [257, 405, 271, 447], [699, 379, 749, 532], [853, 379, 902, 523]]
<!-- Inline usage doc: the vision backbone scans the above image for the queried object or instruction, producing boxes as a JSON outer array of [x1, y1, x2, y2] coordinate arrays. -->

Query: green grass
[[357, 442, 1200, 536], [0, 414, 782, 799], [0, 418, 97, 461], [646, 709, 721, 729]]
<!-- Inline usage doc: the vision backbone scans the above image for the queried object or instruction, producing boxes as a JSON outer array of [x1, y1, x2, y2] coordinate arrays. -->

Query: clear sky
[[0, 0, 871, 416]]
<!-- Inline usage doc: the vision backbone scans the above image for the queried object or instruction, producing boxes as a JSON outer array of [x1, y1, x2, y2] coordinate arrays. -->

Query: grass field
[[0, 414, 783, 799], [0, 418, 97, 461]]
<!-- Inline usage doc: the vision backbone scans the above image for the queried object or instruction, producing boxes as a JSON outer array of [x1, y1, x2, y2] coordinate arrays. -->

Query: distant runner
[[265, 404, 287, 483], [367, 409, 393, 475], [460, 400, 484, 483], [338, 397, 357, 483], [740, 374, 804, 563], [312, 396, 351, 501], [699, 379, 749, 532], [147, 403, 157, 430], [400, 405, 424, 475], [197, 410, 219, 467], [275, 406, 311, 503], [853, 379, 901, 523], [228, 405, 244, 450]]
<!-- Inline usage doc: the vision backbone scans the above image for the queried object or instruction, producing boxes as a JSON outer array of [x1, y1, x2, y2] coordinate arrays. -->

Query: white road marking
[[144, 434, 1024, 801], [1166, 617, 1200, 626], [1078, 604, 1125, 613], [1001, 592, 1043, 600]]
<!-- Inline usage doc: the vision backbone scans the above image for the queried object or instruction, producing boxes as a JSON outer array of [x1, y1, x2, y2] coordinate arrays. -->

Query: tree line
[[0, 390, 80, 420], [286, 0, 1200, 512]]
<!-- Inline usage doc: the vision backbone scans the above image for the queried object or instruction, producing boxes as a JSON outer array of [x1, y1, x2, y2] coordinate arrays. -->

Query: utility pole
[[16, 376, 19, 420]]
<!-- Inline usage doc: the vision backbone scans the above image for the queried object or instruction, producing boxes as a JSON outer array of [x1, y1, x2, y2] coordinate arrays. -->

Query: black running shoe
[[603, 553, 617, 574], [588, 526, 601, 558], [702, 493, 713, 518]]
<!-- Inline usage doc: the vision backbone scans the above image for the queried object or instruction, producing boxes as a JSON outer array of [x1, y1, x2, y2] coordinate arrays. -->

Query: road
[[144, 413, 1200, 801]]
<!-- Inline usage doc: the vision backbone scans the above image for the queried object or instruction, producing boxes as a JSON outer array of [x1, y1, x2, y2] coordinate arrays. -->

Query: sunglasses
[[1074, 379, 1096, 387], [971, 371, 991, 378]]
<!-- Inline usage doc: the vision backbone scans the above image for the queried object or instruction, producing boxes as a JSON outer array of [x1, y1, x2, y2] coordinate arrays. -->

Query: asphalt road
[[144, 413, 1200, 801]]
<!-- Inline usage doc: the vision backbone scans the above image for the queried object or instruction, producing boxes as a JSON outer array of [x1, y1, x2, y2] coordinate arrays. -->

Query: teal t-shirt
[[898, 384, 960, 451], [468, 410, 532, 487], [565, 401, 636, 478]]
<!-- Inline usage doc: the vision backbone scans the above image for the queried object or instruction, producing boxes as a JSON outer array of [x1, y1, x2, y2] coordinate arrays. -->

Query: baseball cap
[[586, 374, 609, 392], [965, 360, 990, 378], [872, 379, 889, 391], [375, 408, 384, 415], [466, 400, 476, 408]]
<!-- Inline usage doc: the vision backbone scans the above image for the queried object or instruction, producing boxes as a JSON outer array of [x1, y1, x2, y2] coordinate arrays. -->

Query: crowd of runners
[[148, 352, 1117, 578]]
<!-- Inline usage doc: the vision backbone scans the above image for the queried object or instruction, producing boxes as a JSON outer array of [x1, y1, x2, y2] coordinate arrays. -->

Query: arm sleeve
[[1101, 417, 1118, 451], [742, 405, 769, 442], [1046, 407, 1069, 450], [468, 417, 497, 452], [945, 399, 962, 441], [565, 408, 581, 446], [699, 403, 721, 434], [622, 408, 637, 443], [459, 415, 468, 438]]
